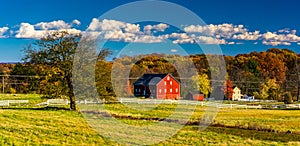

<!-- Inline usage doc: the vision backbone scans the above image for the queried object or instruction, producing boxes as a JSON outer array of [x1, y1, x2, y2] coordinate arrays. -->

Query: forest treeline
[[1, 48, 299, 101]]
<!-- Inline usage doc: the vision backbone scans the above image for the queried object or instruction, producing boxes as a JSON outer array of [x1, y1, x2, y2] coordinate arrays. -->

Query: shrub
[[9, 87, 16, 94]]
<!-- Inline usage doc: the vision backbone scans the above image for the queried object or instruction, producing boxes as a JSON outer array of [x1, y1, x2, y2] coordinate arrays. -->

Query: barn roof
[[134, 74, 170, 85]]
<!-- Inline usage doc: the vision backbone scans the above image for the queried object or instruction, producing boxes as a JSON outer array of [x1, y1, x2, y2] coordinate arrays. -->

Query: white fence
[[37, 99, 69, 106], [0, 100, 29, 107], [118, 98, 300, 109], [73, 98, 300, 110]]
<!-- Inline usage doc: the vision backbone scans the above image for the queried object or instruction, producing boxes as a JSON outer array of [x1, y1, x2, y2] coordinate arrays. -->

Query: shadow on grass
[[200, 126, 300, 142], [0, 106, 71, 111]]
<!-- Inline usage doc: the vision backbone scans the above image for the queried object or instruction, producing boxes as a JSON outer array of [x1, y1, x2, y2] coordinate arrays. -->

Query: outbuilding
[[133, 74, 180, 100]]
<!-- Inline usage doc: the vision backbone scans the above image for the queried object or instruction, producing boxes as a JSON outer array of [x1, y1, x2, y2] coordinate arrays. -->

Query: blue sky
[[0, 0, 300, 62]]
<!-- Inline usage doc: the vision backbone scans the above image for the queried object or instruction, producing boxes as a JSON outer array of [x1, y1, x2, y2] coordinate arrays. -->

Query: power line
[[0, 75, 45, 78]]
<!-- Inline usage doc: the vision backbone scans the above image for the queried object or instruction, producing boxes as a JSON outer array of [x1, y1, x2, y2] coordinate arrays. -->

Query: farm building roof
[[134, 74, 168, 85]]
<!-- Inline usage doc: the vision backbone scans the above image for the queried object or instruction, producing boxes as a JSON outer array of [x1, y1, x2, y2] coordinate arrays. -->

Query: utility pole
[[2, 76, 4, 94], [297, 59, 300, 101], [297, 81, 300, 101]]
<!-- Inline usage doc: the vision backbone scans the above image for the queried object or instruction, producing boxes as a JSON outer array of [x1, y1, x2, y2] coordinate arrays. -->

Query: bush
[[9, 87, 16, 94]]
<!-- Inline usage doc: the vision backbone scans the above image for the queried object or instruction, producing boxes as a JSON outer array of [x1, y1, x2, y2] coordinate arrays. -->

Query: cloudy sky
[[0, 0, 300, 62]]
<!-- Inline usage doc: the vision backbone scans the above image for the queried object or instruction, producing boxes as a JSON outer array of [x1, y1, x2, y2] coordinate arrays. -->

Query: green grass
[[215, 108, 300, 133], [0, 94, 299, 145], [0, 94, 43, 104], [99, 103, 300, 133], [0, 109, 116, 145]]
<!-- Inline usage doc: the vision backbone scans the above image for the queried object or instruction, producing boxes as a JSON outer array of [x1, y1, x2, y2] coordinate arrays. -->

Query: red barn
[[186, 91, 204, 101], [133, 74, 180, 100]]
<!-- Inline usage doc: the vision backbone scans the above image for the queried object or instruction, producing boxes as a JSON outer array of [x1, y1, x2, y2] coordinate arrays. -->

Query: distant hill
[[0, 62, 23, 65]]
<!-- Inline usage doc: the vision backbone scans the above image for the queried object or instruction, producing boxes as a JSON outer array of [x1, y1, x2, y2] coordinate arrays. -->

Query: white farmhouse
[[232, 86, 243, 101]]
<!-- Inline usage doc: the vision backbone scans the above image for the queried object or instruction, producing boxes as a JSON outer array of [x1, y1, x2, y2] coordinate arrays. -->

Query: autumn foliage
[[223, 79, 234, 100], [1, 44, 300, 102]]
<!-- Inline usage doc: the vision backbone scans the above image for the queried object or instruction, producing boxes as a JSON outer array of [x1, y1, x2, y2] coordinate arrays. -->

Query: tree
[[10, 63, 39, 93], [23, 31, 79, 110], [256, 52, 286, 84], [23, 31, 111, 110], [191, 74, 211, 98], [253, 78, 281, 100], [95, 61, 115, 99], [284, 92, 293, 104], [223, 79, 233, 100]]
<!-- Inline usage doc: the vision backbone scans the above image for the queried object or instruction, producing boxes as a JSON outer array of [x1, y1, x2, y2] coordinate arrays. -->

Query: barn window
[[138, 89, 140, 92], [176, 88, 178, 92], [164, 81, 166, 85], [159, 89, 162, 93], [170, 89, 172, 92], [164, 89, 167, 93], [167, 76, 170, 80], [170, 81, 172, 85]]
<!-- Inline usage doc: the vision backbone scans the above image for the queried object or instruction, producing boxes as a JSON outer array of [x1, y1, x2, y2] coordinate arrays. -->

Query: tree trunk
[[66, 73, 76, 110], [70, 95, 76, 110]]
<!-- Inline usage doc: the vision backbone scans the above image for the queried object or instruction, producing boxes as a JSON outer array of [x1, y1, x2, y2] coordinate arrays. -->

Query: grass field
[[0, 94, 299, 145]]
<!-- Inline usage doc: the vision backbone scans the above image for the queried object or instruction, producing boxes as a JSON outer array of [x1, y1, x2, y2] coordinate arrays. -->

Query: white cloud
[[165, 32, 227, 44], [278, 28, 297, 35], [133, 35, 164, 43], [278, 28, 290, 33], [144, 23, 169, 34], [184, 23, 300, 46], [169, 33, 191, 39], [183, 23, 247, 39], [165, 33, 195, 44], [35, 20, 70, 30], [12, 18, 300, 46], [125, 23, 141, 34], [72, 19, 81, 26], [87, 19, 127, 32], [262, 41, 291, 46], [195, 36, 227, 44], [15, 23, 46, 38], [58, 28, 81, 35], [0, 27, 9, 38], [103, 30, 134, 41], [172, 38, 195, 44], [261, 31, 300, 46], [102, 30, 163, 43], [86, 18, 164, 43], [86, 18, 102, 31], [170, 49, 178, 52], [232, 31, 261, 40], [15, 20, 81, 39]]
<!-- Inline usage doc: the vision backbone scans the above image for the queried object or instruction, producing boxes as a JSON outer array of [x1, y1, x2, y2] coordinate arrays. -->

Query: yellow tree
[[192, 74, 211, 98], [254, 78, 281, 100]]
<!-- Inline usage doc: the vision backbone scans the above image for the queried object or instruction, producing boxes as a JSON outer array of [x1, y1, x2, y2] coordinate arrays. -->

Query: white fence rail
[[118, 98, 300, 109], [0, 100, 29, 107], [37, 99, 69, 107], [74, 98, 300, 110]]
